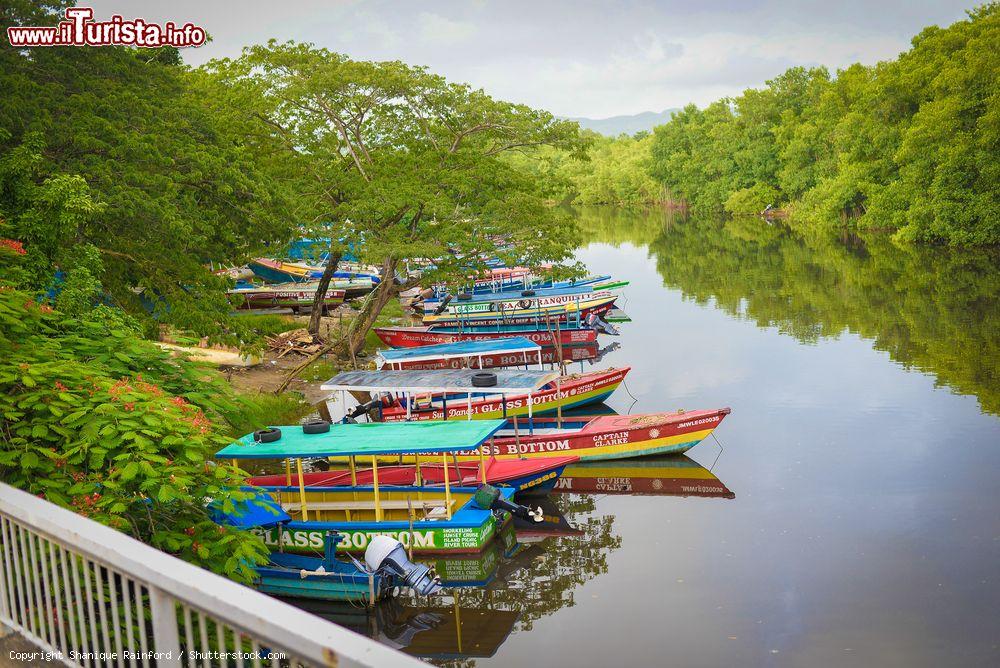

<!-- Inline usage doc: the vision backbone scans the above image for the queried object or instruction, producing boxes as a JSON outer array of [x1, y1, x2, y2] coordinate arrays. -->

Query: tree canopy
[[205, 41, 588, 349]]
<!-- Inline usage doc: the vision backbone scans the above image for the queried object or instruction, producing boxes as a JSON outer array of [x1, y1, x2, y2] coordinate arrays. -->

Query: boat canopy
[[216, 419, 506, 459], [321, 368, 559, 394], [376, 337, 540, 367]]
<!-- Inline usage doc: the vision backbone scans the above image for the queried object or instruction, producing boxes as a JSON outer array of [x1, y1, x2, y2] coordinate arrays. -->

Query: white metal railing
[[0, 482, 422, 668]]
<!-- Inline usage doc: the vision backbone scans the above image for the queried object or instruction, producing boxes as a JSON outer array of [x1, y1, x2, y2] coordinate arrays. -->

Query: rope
[[620, 378, 639, 415], [708, 432, 726, 472]]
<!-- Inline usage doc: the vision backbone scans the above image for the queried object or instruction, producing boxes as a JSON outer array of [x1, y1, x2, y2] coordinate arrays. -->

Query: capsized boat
[[216, 420, 543, 555], [551, 454, 735, 497], [321, 367, 629, 421], [421, 293, 618, 327], [227, 282, 345, 313]]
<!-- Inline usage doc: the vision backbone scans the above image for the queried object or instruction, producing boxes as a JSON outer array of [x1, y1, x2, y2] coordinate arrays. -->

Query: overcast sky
[[86, 0, 975, 118]]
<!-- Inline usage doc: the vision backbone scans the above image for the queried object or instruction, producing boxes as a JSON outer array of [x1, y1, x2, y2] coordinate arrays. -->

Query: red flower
[[54, 381, 69, 392], [0, 238, 26, 255]]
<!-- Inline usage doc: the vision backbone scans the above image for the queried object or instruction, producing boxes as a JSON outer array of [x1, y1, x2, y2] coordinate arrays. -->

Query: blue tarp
[[377, 337, 540, 364], [208, 489, 290, 528]]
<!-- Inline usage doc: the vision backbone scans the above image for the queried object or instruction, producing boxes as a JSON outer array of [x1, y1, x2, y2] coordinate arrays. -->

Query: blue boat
[[256, 531, 392, 605]]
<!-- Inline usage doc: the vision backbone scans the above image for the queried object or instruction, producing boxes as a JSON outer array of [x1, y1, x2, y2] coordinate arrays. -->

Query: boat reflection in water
[[288, 494, 621, 663], [552, 454, 735, 499]]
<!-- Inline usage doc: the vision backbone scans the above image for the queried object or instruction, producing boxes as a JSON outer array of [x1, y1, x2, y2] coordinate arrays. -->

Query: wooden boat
[[551, 455, 735, 497], [249, 258, 379, 296], [217, 420, 526, 555], [455, 273, 612, 296], [375, 324, 598, 348], [419, 281, 628, 313], [323, 367, 629, 421], [251, 456, 577, 497], [421, 294, 618, 327], [376, 337, 601, 370], [254, 533, 391, 606], [228, 282, 345, 312]]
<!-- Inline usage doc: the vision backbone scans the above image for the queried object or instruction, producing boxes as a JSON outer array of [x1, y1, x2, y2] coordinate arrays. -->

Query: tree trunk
[[307, 251, 342, 336], [345, 257, 399, 357]]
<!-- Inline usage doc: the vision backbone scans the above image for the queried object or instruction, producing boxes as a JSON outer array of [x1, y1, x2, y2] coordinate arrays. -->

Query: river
[[303, 207, 1000, 667]]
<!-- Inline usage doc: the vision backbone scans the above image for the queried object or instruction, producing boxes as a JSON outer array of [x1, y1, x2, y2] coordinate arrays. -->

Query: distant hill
[[565, 109, 681, 137]]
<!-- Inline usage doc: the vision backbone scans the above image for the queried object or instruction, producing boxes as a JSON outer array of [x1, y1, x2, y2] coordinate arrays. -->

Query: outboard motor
[[473, 484, 543, 523], [364, 535, 441, 596], [345, 393, 389, 420], [433, 294, 453, 315], [585, 312, 619, 336]]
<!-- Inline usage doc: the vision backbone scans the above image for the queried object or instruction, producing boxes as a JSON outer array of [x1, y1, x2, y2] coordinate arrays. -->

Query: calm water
[[307, 208, 1000, 667]]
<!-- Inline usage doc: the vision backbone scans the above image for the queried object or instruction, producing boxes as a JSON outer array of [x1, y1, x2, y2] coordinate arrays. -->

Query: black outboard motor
[[473, 484, 543, 522], [345, 393, 388, 421], [433, 294, 453, 315], [585, 312, 619, 336]]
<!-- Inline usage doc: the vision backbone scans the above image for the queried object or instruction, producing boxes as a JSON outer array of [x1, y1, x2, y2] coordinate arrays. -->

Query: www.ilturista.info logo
[[6, 7, 206, 48]]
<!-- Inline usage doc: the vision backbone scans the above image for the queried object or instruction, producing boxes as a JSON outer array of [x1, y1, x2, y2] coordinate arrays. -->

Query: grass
[[232, 313, 302, 338], [223, 390, 312, 435]]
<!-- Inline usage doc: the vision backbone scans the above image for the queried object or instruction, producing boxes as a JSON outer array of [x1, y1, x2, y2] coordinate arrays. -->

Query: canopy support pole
[[480, 441, 488, 484], [528, 392, 534, 435], [372, 456, 382, 522], [442, 453, 452, 519], [295, 459, 309, 522]]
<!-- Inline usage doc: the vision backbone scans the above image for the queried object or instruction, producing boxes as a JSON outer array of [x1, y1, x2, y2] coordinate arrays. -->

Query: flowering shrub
[[0, 285, 269, 582]]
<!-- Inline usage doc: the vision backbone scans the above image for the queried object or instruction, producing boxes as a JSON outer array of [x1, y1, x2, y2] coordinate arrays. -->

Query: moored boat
[[418, 281, 628, 314], [228, 282, 345, 312], [322, 367, 629, 421], [250, 455, 578, 496], [217, 419, 538, 555], [376, 337, 602, 370], [421, 293, 618, 327], [375, 324, 599, 348]]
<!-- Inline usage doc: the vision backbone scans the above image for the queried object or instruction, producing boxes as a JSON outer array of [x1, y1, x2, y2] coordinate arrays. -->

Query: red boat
[[375, 325, 598, 348], [248, 456, 578, 496], [351, 409, 732, 463], [377, 367, 630, 421]]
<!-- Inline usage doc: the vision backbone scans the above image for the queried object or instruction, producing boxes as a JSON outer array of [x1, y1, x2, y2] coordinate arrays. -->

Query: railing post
[[148, 586, 182, 667], [0, 519, 10, 622]]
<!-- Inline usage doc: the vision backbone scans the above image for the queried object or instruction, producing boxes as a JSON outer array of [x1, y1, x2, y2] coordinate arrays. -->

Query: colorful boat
[[254, 533, 392, 605], [375, 324, 599, 349], [322, 367, 629, 421], [217, 420, 526, 555], [551, 455, 735, 497], [419, 281, 628, 313], [376, 337, 601, 370], [421, 293, 618, 327], [432, 411, 734, 462], [228, 282, 345, 312], [249, 258, 380, 296]]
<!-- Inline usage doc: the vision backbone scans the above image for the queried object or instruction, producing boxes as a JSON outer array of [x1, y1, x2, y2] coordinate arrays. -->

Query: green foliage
[[0, 284, 269, 582], [725, 183, 781, 215], [648, 6, 1000, 245], [0, 3, 300, 335], [222, 392, 311, 438], [205, 42, 589, 351]]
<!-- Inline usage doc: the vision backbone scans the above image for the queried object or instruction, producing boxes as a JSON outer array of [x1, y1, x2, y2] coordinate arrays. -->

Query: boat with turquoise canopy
[[216, 420, 537, 555]]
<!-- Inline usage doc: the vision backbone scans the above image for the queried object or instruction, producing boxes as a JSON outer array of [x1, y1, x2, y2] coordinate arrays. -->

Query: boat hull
[[359, 410, 731, 463], [375, 325, 597, 348], [376, 367, 630, 421], [382, 343, 600, 370], [249, 456, 578, 497], [229, 285, 345, 311], [421, 295, 617, 326]]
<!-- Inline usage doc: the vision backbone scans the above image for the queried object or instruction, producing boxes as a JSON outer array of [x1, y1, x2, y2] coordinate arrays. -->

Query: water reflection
[[576, 207, 1000, 415], [552, 455, 735, 499], [292, 493, 622, 665]]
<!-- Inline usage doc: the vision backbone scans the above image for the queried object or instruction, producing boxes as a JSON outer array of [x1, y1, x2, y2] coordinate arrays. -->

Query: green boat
[[217, 420, 527, 555]]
